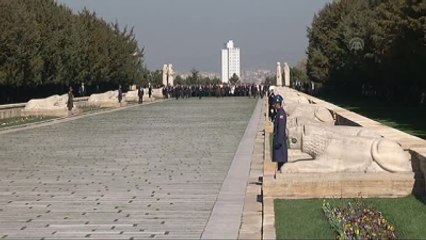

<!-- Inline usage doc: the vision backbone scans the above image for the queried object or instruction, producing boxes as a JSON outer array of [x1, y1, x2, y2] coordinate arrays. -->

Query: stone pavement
[[0, 97, 259, 239]]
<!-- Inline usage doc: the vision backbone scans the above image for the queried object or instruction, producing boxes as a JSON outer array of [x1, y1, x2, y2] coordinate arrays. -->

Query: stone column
[[276, 62, 282, 86], [284, 62, 290, 87], [162, 64, 168, 86], [162, 64, 175, 87], [168, 64, 174, 86]]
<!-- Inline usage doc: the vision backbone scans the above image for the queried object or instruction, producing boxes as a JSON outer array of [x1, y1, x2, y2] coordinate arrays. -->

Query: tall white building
[[221, 40, 240, 83]]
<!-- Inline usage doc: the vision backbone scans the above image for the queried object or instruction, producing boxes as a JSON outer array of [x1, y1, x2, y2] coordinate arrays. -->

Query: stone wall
[[0, 103, 24, 119]]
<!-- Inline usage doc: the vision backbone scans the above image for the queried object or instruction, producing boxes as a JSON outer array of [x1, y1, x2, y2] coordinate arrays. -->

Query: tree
[[174, 75, 184, 85], [290, 67, 308, 84], [186, 68, 199, 85], [0, 0, 146, 103], [265, 75, 277, 86], [306, 0, 426, 103], [229, 73, 239, 85], [150, 70, 163, 87]]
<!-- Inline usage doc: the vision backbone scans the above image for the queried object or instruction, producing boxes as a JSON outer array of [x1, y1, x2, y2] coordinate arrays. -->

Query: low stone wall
[[0, 103, 25, 119]]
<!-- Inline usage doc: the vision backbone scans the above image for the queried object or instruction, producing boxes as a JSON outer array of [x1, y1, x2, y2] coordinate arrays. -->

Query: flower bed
[[322, 199, 397, 239]]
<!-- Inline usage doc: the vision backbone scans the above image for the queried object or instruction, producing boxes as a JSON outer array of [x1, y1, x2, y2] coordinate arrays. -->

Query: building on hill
[[221, 40, 240, 83]]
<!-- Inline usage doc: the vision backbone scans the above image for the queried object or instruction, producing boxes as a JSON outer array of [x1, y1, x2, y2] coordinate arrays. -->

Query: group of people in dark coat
[[160, 83, 270, 100]]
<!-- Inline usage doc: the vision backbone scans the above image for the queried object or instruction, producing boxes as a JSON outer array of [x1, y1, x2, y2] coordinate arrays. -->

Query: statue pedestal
[[263, 133, 424, 199], [264, 170, 421, 199]]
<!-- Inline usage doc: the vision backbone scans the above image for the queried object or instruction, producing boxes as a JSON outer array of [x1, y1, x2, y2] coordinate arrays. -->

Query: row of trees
[[0, 0, 144, 103], [306, 0, 425, 104]]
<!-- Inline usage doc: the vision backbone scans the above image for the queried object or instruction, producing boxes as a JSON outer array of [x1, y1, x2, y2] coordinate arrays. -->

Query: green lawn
[[275, 196, 426, 239], [0, 116, 56, 128], [320, 95, 426, 139]]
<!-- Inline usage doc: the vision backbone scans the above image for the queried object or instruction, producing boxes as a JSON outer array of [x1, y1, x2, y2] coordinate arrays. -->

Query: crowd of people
[[161, 83, 271, 99]]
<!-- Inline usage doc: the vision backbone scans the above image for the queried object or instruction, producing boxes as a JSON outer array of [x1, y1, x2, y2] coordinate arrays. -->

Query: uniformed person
[[138, 86, 144, 104], [272, 95, 287, 177], [67, 86, 74, 111], [118, 85, 123, 103], [268, 89, 276, 121]]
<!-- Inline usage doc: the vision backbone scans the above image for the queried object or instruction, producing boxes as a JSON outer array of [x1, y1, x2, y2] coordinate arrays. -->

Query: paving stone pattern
[[0, 98, 256, 239]]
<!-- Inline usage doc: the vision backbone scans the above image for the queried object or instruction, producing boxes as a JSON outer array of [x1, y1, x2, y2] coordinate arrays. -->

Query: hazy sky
[[57, 0, 330, 72]]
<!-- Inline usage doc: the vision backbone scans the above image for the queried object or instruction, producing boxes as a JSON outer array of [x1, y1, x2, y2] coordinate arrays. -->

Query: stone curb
[[262, 99, 277, 240], [201, 99, 262, 239], [238, 99, 265, 240]]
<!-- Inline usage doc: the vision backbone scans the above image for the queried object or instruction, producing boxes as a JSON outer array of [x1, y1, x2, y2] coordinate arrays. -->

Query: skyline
[[57, 0, 330, 72]]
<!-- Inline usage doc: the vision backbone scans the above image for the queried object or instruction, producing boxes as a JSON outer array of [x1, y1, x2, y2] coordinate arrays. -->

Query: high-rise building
[[221, 40, 240, 83]]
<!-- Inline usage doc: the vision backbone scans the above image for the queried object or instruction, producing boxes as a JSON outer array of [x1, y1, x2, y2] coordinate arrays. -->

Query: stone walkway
[[0, 98, 259, 239]]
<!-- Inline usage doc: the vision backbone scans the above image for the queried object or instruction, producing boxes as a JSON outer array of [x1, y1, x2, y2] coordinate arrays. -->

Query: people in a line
[[272, 94, 287, 178]]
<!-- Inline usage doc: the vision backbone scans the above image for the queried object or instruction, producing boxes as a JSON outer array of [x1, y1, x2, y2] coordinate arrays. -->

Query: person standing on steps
[[272, 94, 287, 178]]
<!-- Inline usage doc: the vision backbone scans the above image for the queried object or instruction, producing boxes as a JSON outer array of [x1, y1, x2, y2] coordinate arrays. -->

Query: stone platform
[[0, 97, 260, 239]]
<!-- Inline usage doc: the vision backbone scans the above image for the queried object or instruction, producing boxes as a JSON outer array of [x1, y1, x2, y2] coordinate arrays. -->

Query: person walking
[[67, 86, 74, 112], [148, 84, 153, 100], [272, 95, 287, 178], [138, 86, 144, 104], [198, 85, 203, 99], [118, 85, 123, 104]]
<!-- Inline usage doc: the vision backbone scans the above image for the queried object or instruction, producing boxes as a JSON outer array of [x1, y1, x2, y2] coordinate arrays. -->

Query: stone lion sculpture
[[22, 94, 80, 117], [24, 94, 68, 111], [87, 90, 123, 107], [283, 127, 411, 173], [287, 122, 382, 149], [285, 103, 335, 125], [88, 91, 117, 103], [124, 90, 139, 102], [274, 87, 310, 104]]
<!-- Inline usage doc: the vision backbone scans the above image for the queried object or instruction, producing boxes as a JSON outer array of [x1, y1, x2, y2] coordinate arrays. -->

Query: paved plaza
[[0, 98, 259, 239]]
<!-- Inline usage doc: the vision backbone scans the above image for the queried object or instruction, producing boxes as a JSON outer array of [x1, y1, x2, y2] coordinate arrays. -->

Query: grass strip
[[0, 116, 56, 128]]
